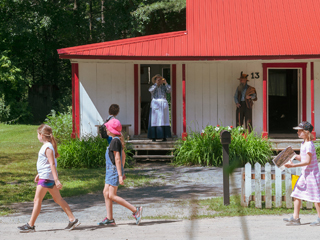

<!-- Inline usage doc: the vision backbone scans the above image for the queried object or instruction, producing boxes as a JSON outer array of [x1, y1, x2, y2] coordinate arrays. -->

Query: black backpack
[[99, 116, 114, 139]]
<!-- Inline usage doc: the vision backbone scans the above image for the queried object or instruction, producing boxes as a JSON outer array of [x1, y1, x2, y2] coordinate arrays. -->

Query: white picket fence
[[241, 162, 320, 208]]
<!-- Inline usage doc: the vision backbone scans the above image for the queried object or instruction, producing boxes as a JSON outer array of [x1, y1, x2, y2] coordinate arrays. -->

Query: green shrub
[[58, 135, 134, 169], [173, 125, 273, 167], [58, 135, 108, 168], [44, 107, 72, 143], [314, 141, 320, 160]]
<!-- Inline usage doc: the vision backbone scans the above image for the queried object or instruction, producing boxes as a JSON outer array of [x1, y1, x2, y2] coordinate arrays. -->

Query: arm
[[34, 174, 39, 183], [284, 153, 311, 168], [148, 84, 157, 93], [114, 151, 124, 185], [234, 88, 241, 108], [45, 148, 62, 189], [122, 149, 127, 180], [164, 81, 172, 93]]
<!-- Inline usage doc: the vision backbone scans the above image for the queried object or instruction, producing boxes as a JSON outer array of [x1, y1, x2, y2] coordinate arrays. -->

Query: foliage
[[43, 107, 72, 143], [0, 51, 31, 123], [132, 0, 186, 35], [314, 141, 320, 160], [173, 125, 273, 167], [58, 135, 134, 169]]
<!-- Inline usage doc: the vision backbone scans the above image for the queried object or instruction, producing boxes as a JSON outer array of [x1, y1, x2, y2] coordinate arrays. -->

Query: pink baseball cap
[[105, 118, 122, 135]]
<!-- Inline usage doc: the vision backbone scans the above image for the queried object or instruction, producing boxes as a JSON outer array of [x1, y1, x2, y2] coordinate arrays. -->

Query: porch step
[[269, 138, 303, 152], [127, 139, 176, 160]]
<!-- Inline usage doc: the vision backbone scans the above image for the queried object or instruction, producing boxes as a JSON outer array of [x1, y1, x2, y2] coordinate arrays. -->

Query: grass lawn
[[0, 124, 156, 216]]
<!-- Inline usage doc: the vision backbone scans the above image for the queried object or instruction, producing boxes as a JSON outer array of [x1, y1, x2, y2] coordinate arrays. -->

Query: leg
[[48, 186, 75, 222], [293, 198, 302, 219], [29, 185, 48, 226], [236, 104, 245, 127], [108, 185, 136, 213], [103, 184, 114, 220], [314, 202, 320, 218], [245, 107, 253, 133]]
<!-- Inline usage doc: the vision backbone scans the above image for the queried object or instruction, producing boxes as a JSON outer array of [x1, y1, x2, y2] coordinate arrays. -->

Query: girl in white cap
[[283, 121, 320, 226], [98, 118, 143, 226]]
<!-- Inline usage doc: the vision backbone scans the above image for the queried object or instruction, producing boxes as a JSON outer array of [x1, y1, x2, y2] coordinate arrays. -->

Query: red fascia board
[[57, 31, 187, 55], [59, 54, 320, 61]]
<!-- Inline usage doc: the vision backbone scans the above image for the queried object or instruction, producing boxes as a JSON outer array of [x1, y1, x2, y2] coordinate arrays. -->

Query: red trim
[[262, 69, 268, 138], [172, 64, 177, 135], [71, 63, 80, 138], [262, 63, 308, 138], [311, 62, 316, 138], [59, 54, 320, 61], [182, 64, 187, 139], [134, 64, 139, 135]]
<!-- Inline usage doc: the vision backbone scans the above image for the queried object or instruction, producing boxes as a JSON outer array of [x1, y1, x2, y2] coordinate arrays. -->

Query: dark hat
[[293, 121, 313, 132], [237, 71, 249, 81]]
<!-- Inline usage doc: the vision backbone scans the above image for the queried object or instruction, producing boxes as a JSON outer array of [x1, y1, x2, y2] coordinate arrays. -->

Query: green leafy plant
[[58, 135, 134, 169], [314, 141, 320, 160], [173, 125, 273, 167], [44, 107, 72, 143]]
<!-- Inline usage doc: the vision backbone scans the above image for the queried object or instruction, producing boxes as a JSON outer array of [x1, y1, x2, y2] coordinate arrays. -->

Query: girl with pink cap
[[98, 118, 143, 226]]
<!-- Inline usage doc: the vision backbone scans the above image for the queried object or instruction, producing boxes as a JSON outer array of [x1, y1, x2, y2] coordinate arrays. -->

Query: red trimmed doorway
[[262, 63, 307, 138], [134, 64, 176, 137]]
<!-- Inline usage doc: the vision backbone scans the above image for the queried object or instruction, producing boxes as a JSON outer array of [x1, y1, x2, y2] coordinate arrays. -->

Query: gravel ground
[[1, 163, 319, 239]]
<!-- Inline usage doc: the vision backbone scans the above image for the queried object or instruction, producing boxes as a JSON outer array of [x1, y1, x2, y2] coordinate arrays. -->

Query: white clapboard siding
[[241, 163, 320, 209]]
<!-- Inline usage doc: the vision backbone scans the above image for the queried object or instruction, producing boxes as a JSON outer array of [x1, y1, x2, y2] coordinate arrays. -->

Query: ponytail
[[38, 124, 60, 158], [51, 135, 60, 158]]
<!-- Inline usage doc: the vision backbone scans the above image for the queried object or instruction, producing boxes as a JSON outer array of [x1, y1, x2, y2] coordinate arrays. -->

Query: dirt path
[[1, 163, 318, 239]]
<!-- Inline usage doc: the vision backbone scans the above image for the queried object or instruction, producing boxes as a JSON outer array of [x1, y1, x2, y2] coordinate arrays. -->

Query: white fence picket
[[245, 163, 252, 206], [295, 167, 302, 209], [275, 166, 282, 207], [265, 163, 272, 208], [285, 168, 292, 208], [241, 168, 245, 207], [255, 163, 261, 208]]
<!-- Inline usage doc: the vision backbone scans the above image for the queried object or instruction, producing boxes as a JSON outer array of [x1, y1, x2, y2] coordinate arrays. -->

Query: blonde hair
[[304, 130, 314, 141], [37, 124, 60, 158]]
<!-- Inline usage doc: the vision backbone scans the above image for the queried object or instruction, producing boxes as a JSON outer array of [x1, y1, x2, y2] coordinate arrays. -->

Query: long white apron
[[150, 99, 170, 127]]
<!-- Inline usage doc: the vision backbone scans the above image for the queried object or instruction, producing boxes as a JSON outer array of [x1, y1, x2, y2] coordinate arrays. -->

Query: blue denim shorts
[[105, 164, 119, 186]]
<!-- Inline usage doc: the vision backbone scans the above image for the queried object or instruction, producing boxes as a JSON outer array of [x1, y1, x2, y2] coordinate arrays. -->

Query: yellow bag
[[292, 175, 300, 190]]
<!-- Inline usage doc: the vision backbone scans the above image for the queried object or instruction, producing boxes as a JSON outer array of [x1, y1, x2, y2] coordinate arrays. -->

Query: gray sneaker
[[65, 219, 81, 230], [310, 217, 320, 226], [283, 216, 301, 225], [18, 223, 35, 233]]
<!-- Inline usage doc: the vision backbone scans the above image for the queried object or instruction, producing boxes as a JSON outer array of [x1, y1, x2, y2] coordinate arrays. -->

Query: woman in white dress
[[148, 74, 172, 142]]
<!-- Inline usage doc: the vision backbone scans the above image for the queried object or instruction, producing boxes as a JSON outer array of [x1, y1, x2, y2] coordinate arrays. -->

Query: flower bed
[[173, 125, 273, 167]]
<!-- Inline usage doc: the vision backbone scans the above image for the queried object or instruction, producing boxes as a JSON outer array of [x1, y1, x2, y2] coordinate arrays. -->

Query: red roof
[[58, 0, 320, 60]]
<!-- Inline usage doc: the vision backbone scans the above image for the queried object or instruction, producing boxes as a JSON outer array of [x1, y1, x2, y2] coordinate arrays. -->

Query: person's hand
[[236, 103, 241, 108], [246, 95, 251, 99], [119, 176, 124, 185], [163, 78, 167, 85], [123, 174, 127, 180], [55, 179, 63, 190], [284, 162, 294, 168], [34, 174, 39, 183]]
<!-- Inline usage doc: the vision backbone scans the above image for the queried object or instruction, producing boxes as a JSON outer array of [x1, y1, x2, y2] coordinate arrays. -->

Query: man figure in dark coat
[[234, 72, 257, 133]]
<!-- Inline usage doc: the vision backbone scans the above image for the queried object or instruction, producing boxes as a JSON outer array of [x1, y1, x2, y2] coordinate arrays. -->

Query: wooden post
[[265, 163, 272, 208], [275, 166, 282, 207], [255, 163, 262, 208], [241, 168, 246, 207], [245, 163, 251, 207], [285, 169, 292, 208]]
